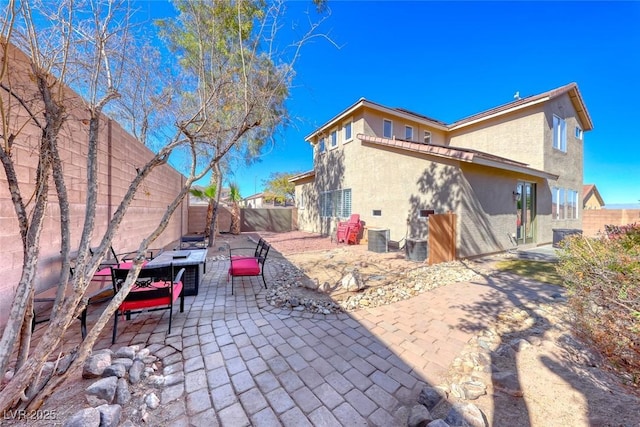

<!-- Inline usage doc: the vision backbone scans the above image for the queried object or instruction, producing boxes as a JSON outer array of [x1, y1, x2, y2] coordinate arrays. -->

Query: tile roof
[[449, 82, 593, 131]]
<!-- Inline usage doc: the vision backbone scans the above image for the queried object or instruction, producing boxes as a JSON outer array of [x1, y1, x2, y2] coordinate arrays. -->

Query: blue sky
[[144, 1, 640, 205]]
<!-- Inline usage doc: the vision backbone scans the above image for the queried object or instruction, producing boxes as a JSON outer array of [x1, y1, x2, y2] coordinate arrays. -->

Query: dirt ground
[[256, 231, 640, 426]]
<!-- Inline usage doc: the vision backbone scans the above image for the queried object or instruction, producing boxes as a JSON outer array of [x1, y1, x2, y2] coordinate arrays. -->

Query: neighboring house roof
[[358, 134, 559, 180], [583, 184, 605, 206], [305, 83, 593, 143], [449, 82, 593, 132], [243, 192, 264, 201], [289, 170, 316, 183]]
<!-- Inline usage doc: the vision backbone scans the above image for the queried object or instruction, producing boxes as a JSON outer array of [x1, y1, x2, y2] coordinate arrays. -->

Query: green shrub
[[556, 226, 640, 386]]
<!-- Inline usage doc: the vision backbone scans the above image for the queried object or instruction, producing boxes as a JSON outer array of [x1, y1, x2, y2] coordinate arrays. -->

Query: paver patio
[[77, 241, 563, 427]]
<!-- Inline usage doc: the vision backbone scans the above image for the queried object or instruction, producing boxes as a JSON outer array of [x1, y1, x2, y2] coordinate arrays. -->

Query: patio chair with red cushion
[[336, 214, 362, 244], [110, 265, 185, 344], [228, 240, 271, 294]]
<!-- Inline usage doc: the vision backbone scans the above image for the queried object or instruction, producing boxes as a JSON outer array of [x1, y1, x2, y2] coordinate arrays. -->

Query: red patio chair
[[337, 214, 362, 244], [228, 241, 271, 294], [110, 265, 185, 344]]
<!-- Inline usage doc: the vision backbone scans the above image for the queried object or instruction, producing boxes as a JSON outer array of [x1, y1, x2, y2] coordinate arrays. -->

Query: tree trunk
[[231, 202, 241, 234], [0, 126, 52, 379], [208, 163, 223, 247]]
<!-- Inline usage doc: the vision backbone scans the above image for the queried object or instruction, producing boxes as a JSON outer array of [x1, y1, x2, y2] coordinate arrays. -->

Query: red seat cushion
[[229, 258, 260, 276], [119, 281, 182, 312], [94, 267, 112, 277]]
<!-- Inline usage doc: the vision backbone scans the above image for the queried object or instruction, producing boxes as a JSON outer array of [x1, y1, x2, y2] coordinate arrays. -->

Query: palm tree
[[189, 184, 217, 241], [228, 182, 242, 235]]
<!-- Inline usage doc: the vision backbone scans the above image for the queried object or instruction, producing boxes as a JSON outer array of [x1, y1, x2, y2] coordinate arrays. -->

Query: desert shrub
[[556, 226, 640, 386]]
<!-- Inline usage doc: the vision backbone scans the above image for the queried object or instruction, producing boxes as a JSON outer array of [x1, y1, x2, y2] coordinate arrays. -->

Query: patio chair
[[336, 214, 362, 245], [111, 265, 185, 344], [33, 246, 146, 337], [228, 240, 271, 294]]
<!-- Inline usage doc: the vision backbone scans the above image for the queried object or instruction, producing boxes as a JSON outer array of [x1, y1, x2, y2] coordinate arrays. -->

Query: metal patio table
[[146, 249, 207, 296]]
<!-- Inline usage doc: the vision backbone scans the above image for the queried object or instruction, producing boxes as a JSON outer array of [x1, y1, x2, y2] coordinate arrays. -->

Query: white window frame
[[320, 189, 352, 219], [405, 125, 413, 141], [318, 137, 325, 154], [552, 187, 579, 220], [553, 115, 567, 152], [575, 125, 583, 140], [330, 129, 338, 149], [297, 193, 305, 210], [383, 119, 393, 138], [343, 121, 353, 143], [424, 130, 432, 144]]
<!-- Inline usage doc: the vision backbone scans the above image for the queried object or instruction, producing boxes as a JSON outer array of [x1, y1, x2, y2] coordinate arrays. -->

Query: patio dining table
[[145, 249, 207, 296]]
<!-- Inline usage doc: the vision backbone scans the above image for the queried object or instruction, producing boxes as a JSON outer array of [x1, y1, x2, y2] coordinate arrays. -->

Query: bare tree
[[0, 0, 328, 411]]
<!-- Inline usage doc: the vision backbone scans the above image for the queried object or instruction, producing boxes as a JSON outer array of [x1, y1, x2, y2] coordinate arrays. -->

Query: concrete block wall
[[582, 209, 640, 237], [188, 205, 232, 234], [0, 42, 187, 326]]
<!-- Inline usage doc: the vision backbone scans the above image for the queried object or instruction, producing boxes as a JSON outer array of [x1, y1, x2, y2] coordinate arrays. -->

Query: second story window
[[383, 119, 393, 138], [330, 130, 338, 149], [553, 115, 567, 152], [405, 126, 413, 141], [575, 125, 583, 140], [344, 121, 352, 142], [424, 131, 432, 144], [318, 137, 325, 153]]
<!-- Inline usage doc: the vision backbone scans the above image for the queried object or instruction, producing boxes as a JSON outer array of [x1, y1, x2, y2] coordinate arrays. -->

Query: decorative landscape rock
[[443, 403, 487, 427], [408, 404, 433, 427], [145, 392, 160, 409], [103, 364, 126, 378], [86, 376, 118, 406], [265, 257, 491, 315], [128, 359, 145, 384], [83, 352, 112, 379], [96, 404, 122, 427], [341, 269, 364, 291], [63, 407, 101, 427], [115, 378, 132, 405], [418, 386, 447, 411], [460, 380, 486, 400], [67, 345, 171, 426]]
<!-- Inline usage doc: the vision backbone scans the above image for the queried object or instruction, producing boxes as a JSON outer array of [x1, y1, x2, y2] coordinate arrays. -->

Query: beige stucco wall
[[0, 43, 187, 325], [361, 107, 447, 146], [448, 106, 546, 169]]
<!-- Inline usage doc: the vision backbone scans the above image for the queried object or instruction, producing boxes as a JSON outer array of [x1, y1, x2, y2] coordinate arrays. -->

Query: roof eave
[[290, 170, 316, 183], [472, 157, 559, 180], [305, 99, 366, 142], [567, 86, 594, 131]]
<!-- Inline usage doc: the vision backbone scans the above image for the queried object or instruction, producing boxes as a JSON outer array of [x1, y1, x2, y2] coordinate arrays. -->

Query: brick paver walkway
[[89, 247, 561, 426]]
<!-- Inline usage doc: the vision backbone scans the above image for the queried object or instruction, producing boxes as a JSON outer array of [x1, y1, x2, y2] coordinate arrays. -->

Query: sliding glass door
[[516, 181, 536, 245]]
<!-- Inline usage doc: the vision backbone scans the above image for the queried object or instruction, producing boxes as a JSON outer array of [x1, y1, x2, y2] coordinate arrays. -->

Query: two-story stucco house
[[292, 83, 593, 258]]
